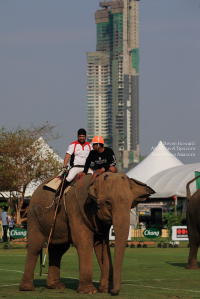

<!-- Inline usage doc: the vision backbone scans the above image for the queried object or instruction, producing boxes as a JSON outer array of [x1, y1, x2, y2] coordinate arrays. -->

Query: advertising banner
[[10, 228, 27, 239], [143, 228, 161, 239], [171, 226, 188, 241], [109, 225, 132, 241]]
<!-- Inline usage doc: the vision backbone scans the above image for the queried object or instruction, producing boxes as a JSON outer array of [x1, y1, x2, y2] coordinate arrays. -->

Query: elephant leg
[[94, 232, 113, 293], [186, 220, 200, 269], [19, 231, 45, 291], [47, 243, 70, 289], [186, 239, 199, 269], [72, 229, 97, 294]]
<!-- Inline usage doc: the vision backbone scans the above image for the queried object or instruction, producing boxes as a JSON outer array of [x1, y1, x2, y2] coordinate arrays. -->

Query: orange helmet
[[92, 136, 104, 144]]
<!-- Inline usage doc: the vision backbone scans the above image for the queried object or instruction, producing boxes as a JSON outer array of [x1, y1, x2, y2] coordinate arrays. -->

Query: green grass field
[[0, 243, 200, 299]]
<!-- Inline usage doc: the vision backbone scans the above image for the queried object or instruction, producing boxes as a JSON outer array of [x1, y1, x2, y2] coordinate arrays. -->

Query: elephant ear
[[130, 177, 155, 193], [129, 178, 155, 208], [87, 179, 98, 202], [129, 178, 148, 188]]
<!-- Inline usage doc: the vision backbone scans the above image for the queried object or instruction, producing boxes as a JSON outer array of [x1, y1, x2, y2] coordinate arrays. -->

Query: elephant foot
[[98, 280, 113, 293], [19, 281, 35, 291], [77, 284, 98, 294], [47, 281, 66, 289], [111, 285, 121, 295], [186, 263, 199, 270], [98, 286, 109, 293]]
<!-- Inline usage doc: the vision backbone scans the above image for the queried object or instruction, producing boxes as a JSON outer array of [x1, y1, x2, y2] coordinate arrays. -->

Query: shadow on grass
[[33, 278, 99, 292], [166, 262, 188, 268], [0, 244, 27, 250]]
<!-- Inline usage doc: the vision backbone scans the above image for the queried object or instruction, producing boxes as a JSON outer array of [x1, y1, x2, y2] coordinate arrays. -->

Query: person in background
[[79, 136, 118, 179], [2, 206, 9, 243], [8, 214, 15, 241]]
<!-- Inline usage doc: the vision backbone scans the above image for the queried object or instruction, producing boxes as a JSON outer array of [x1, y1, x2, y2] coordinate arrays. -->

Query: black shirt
[[83, 147, 116, 173]]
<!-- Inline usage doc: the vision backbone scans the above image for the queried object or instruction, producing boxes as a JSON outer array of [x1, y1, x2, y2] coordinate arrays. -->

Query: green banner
[[195, 171, 200, 190], [10, 228, 27, 239], [143, 228, 160, 239]]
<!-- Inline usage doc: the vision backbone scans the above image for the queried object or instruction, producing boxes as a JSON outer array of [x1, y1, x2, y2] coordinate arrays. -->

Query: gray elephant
[[19, 172, 155, 294], [186, 174, 200, 269]]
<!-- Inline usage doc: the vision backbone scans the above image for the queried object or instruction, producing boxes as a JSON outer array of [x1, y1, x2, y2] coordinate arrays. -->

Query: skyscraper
[[87, 0, 140, 172]]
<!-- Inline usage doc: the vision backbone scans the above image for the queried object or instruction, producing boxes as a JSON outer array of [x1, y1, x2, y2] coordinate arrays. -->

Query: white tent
[[25, 137, 63, 196], [127, 141, 183, 183], [146, 163, 200, 198], [127, 141, 183, 225]]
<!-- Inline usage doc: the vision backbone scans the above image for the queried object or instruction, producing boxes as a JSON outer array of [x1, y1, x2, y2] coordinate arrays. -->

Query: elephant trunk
[[111, 207, 130, 295]]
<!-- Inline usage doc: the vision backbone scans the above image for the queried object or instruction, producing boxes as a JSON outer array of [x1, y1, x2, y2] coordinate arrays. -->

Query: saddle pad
[[44, 172, 72, 195], [44, 172, 63, 191]]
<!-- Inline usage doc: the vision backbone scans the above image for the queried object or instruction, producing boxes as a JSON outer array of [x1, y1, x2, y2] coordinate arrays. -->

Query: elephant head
[[88, 172, 155, 294]]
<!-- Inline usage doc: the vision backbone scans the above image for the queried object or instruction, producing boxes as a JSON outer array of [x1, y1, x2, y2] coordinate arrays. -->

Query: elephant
[[19, 172, 155, 294], [186, 174, 200, 269]]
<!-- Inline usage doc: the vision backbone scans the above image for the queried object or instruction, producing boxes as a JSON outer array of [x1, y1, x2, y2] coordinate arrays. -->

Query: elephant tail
[[186, 175, 200, 200], [39, 249, 43, 276]]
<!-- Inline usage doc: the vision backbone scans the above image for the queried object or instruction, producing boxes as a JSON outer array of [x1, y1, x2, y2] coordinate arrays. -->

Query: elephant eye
[[105, 200, 111, 207]]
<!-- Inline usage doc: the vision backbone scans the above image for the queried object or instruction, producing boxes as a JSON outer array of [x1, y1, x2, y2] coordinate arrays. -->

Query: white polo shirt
[[2, 211, 8, 226], [67, 140, 92, 166]]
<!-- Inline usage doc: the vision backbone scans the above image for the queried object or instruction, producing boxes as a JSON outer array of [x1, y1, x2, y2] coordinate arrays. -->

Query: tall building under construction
[[87, 0, 140, 172]]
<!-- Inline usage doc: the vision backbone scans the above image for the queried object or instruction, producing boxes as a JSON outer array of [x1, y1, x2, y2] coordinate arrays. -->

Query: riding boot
[[54, 180, 69, 207]]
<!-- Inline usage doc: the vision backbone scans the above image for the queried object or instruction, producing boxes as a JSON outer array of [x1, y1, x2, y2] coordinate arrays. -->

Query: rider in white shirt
[[63, 128, 92, 183]]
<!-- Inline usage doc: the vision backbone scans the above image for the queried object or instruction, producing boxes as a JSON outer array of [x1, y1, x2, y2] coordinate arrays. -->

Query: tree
[[167, 213, 186, 227], [162, 212, 186, 237], [0, 123, 63, 224]]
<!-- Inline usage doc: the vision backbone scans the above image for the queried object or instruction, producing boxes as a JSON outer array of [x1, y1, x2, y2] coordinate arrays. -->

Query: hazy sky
[[1, 0, 200, 165]]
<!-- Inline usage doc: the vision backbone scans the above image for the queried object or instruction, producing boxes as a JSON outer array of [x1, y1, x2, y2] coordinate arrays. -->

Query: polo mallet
[[40, 171, 66, 272]]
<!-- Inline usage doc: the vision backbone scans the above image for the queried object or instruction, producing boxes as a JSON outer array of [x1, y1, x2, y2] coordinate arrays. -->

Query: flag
[[195, 171, 200, 190]]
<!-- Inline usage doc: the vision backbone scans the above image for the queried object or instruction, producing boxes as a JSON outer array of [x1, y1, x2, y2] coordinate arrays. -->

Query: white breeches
[[66, 167, 84, 182], [66, 167, 94, 182]]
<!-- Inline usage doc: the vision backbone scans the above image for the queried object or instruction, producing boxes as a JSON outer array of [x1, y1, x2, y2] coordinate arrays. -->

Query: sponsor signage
[[109, 225, 131, 241], [143, 228, 161, 239], [172, 226, 188, 241], [10, 228, 27, 239]]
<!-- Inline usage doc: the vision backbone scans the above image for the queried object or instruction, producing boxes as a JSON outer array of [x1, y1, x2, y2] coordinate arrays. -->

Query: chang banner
[[143, 228, 161, 239], [10, 228, 27, 239]]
